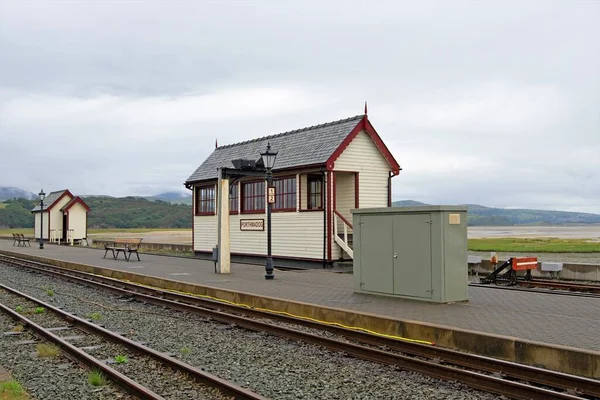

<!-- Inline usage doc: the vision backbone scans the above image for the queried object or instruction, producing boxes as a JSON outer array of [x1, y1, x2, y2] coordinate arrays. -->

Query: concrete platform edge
[[1, 249, 598, 379]]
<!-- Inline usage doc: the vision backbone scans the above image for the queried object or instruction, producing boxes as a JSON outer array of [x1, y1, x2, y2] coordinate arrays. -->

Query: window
[[308, 175, 323, 210], [242, 181, 265, 213], [195, 186, 215, 215], [273, 177, 296, 211], [229, 183, 239, 213]]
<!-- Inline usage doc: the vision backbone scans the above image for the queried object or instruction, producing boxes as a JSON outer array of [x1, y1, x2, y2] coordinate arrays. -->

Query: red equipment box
[[511, 257, 538, 271]]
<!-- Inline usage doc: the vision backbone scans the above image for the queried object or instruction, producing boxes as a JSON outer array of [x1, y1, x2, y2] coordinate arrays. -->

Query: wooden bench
[[12, 233, 31, 247], [103, 238, 143, 261]]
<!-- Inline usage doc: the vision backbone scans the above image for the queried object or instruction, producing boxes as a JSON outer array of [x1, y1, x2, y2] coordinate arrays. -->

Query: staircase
[[333, 211, 353, 259]]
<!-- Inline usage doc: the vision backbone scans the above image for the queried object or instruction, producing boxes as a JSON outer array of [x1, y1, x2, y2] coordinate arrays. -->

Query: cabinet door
[[359, 215, 393, 294], [393, 213, 433, 298]]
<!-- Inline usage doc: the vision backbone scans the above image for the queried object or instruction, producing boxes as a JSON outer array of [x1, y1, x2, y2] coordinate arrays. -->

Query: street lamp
[[38, 189, 45, 249], [260, 142, 278, 280]]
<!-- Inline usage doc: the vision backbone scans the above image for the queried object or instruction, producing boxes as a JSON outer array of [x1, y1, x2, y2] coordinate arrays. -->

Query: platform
[[1, 240, 599, 379]]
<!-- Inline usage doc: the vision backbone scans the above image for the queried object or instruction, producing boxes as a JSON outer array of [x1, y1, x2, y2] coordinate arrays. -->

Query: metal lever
[[394, 253, 398, 258]]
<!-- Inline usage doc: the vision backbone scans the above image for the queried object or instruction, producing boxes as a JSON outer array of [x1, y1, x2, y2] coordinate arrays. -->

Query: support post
[[39, 203, 44, 249], [265, 170, 274, 280], [216, 169, 231, 274]]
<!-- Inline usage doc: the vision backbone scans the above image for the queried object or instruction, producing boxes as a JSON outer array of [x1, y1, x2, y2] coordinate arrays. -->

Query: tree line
[[0, 197, 192, 229]]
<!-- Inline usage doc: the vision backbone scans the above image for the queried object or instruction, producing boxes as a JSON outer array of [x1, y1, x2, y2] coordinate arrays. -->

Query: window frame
[[307, 174, 324, 211], [195, 185, 216, 216], [272, 175, 297, 212], [241, 180, 266, 214], [229, 182, 239, 214]]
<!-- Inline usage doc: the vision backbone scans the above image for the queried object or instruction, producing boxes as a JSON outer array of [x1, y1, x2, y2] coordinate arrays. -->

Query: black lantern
[[260, 143, 278, 170], [260, 143, 278, 280], [38, 189, 45, 249]]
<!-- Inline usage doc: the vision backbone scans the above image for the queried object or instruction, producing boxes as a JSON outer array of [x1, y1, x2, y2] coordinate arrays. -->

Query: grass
[[36, 343, 60, 358], [468, 238, 600, 253], [44, 288, 54, 297], [88, 228, 190, 235], [87, 369, 107, 387], [0, 379, 29, 400], [87, 312, 102, 321], [180, 346, 191, 355], [0, 229, 34, 236], [0, 203, 7, 209], [33, 307, 45, 314], [11, 324, 24, 333], [113, 355, 128, 364], [0, 228, 191, 237]]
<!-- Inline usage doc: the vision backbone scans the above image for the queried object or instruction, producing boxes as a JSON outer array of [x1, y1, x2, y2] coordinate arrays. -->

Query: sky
[[0, 1, 599, 213]]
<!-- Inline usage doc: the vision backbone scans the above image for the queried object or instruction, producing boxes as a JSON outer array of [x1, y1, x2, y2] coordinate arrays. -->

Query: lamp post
[[38, 189, 45, 249], [260, 142, 278, 280]]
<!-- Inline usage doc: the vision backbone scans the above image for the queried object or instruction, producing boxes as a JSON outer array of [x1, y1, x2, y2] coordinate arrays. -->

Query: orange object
[[511, 257, 538, 271]]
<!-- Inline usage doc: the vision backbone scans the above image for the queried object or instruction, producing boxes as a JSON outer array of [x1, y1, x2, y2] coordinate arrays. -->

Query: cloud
[[0, 1, 598, 214]]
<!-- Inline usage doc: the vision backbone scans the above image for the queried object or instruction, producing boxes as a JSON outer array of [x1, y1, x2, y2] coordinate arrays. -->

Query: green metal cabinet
[[352, 206, 468, 303]]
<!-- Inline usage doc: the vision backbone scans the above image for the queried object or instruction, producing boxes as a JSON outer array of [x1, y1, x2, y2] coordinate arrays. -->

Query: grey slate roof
[[186, 115, 363, 183], [31, 190, 67, 212]]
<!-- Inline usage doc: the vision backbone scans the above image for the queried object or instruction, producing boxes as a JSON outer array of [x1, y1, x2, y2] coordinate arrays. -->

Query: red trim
[[332, 172, 337, 211], [334, 210, 353, 229], [326, 171, 332, 260], [229, 182, 239, 214], [325, 116, 401, 175], [191, 186, 195, 251], [298, 209, 325, 213], [194, 185, 216, 216], [61, 197, 91, 212], [46, 190, 74, 211], [272, 175, 297, 212], [305, 174, 324, 211], [388, 173, 392, 207], [241, 180, 265, 214], [354, 173, 359, 209], [240, 210, 266, 215], [47, 211, 50, 240]]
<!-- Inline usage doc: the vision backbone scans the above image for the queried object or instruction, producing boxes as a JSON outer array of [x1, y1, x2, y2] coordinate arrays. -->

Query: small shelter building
[[185, 113, 401, 267], [31, 189, 90, 244]]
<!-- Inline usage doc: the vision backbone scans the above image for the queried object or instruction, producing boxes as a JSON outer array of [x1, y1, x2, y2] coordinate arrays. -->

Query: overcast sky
[[1, 1, 599, 213]]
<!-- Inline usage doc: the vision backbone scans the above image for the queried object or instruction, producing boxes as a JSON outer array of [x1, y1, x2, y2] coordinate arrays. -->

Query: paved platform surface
[[1, 240, 598, 351]]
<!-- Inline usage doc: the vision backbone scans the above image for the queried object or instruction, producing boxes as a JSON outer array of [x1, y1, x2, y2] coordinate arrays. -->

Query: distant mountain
[[391, 200, 600, 226], [0, 187, 37, 201], [146, 191, 192, 205], [391, 200, 429, 207]]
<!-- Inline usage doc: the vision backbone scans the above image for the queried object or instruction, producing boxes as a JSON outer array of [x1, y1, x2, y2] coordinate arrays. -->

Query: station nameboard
[[240, 219, 264, 231]]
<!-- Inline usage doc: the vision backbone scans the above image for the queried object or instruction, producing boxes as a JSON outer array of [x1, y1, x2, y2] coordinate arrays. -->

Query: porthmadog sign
[[240, 219, 264, 231]]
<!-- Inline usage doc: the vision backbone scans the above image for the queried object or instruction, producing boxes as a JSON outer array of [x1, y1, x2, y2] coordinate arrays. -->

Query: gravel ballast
[[0, 313, 134, 400], [0, 263, 502, 400]]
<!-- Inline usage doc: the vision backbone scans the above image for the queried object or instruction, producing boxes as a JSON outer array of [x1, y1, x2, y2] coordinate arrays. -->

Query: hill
[[0, 187, 36, 201], [0, 195, 192, 229], [146, 191, 192, 205], [391, 200, 600, 225], [83, 196, 191, 228]]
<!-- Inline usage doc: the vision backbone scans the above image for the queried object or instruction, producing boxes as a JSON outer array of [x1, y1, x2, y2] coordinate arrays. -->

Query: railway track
[[0, 279, 266, 399], [471, 278, 600, 298], [1, 253, 598, 400]]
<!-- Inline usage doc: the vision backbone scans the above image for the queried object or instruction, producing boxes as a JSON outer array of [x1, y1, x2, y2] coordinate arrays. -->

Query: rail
[[1, 253, 596, 399], [0, 279, 267, 400]]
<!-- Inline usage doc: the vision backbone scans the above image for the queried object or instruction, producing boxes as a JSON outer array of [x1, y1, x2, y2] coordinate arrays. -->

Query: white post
[[217, 170, 231, 274]]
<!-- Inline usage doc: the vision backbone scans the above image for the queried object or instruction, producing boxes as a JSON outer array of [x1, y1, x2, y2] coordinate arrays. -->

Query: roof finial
[[364, 101, 368, 116], [215, 139, 218, 149]]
